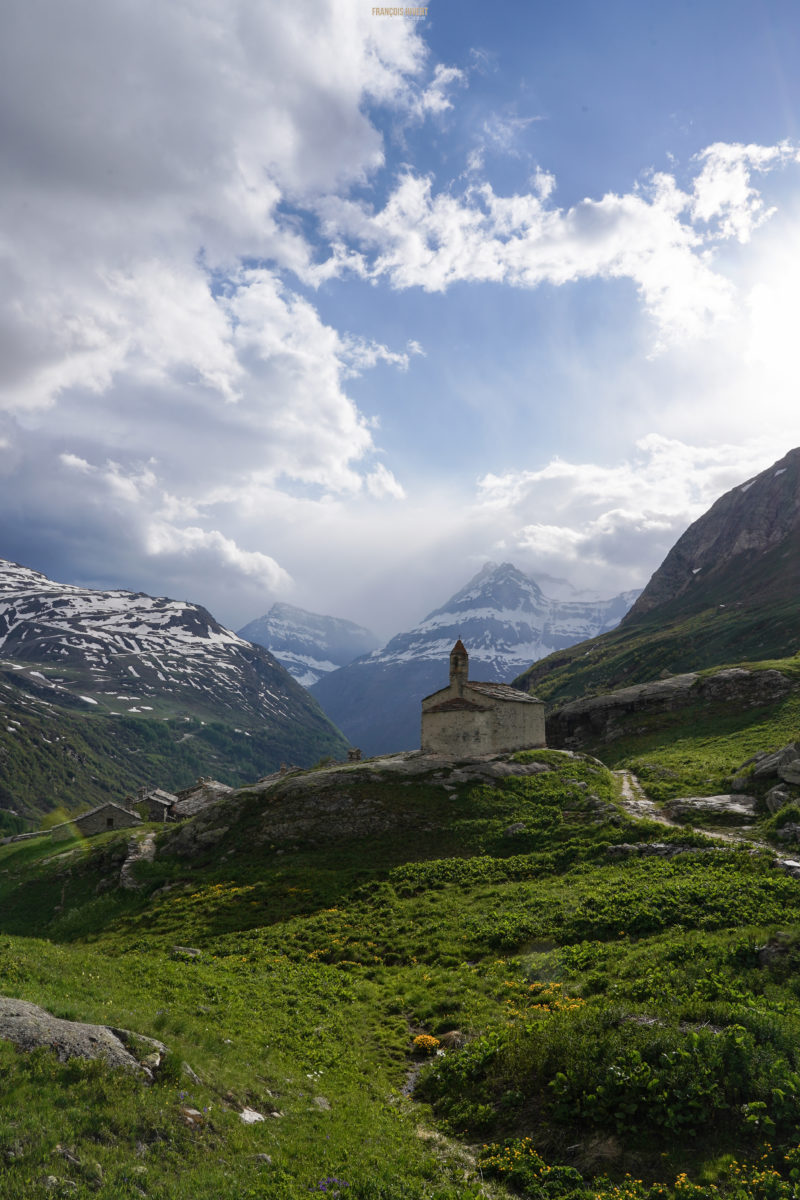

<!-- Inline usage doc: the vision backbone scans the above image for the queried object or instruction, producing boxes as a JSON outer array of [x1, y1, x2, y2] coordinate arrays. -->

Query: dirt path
[[614, 770, 673, 825], [614, 769, 800, 876]]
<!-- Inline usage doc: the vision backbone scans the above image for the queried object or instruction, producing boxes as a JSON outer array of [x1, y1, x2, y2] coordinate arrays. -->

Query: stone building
[[51, 801, 142, 841], [131, 787, 178, 822], [421, 639, 546, 756]]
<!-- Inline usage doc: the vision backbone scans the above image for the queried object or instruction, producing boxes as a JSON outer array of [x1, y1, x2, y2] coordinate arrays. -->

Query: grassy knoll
[[3, 752, 800, 1198]]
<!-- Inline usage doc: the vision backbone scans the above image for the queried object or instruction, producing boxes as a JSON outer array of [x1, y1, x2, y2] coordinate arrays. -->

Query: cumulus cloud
[[319, 144, 800, 349], [145, 523, 291, 594], [2, 1, 799, 641], [468, 434, 788, 593]]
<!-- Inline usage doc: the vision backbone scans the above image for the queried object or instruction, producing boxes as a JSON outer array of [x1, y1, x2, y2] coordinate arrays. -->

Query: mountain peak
[[626, 447, 800, 622], [311, 562, 639, 756], [237, 603, 379, 687]]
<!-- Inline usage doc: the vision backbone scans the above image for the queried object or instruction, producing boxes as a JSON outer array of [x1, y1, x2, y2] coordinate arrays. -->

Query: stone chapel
[[420, 639, 546, 755]]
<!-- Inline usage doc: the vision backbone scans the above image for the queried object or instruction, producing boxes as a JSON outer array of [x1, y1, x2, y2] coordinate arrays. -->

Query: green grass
[[3, 750, 800, 1198], [0, 703, 348, 826]]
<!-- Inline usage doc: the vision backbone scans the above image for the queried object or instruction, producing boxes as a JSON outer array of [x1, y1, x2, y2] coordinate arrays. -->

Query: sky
[[2, 0, 800, 641]]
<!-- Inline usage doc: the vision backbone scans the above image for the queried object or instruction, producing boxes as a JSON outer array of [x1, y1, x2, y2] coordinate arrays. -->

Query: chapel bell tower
[[449, 638, 469, 693]]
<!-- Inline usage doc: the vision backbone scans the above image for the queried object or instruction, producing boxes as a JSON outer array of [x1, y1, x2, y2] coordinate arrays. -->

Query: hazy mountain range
[[237, 603, 379, 687], [309, 562, 640, 755]]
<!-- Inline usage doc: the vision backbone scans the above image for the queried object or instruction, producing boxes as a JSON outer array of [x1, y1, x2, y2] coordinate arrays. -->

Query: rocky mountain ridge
[[516, 448, 800, 706], [0, 559, 311, 722], [626, 446, 800, 622], [0, 560, 348, 821]]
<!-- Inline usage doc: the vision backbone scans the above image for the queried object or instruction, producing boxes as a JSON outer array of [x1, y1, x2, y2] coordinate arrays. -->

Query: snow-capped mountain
[[0, 558, 346, 758], [238, 603, 379, 687], [310, 562, 639, 755]]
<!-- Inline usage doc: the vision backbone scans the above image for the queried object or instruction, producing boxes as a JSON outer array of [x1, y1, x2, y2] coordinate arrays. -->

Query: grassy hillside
[[516, 591, 800, 708], [3, 750, 800, 1198], [574, 659, 800, 804], [0, 671, 349, 830]]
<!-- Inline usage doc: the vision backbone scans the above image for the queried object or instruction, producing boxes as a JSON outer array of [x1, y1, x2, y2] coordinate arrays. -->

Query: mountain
[[237, 603, 379, 687], [516, 447, 800, 706], [310, 562, 639, 755], [0, 560, 348, 825]]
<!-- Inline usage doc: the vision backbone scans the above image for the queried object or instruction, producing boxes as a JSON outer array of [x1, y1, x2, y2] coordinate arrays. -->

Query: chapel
[[420, 639, 546, 755]]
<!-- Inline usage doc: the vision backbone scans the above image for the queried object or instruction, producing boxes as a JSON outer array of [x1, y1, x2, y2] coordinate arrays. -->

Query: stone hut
[[51, 802, 142, 842], [131, 787, 178, 822], [421, 640, 546, 756], [172, 777, 233, 819]]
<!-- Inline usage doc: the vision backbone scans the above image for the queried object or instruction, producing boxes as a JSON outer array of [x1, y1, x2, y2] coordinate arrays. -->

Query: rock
[[666, 794, 757, 822], [179, 1107, 204, 1127], [252, 1153, 273, 1163], [548, 670, 793, 750], [503, 822, 526, 837], [766, 786, 792, 814], [313, 1096, 331, 1111], [437, 1030, 465, 1049], [757, 937, 791, 967], [240, 1108, 266, 1124], [172, 945, 203, 959], [0, 998, 165, 1078], [777, 823, 800, 843], [606, 842, 717, 859], [778, 760, 800, 786], [119, 832, 157, 891], [752, 744, 799, 778]]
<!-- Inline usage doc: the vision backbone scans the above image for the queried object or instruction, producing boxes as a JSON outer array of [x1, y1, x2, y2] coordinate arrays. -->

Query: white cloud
[[407, 63, 465, 118], [322, 143, 800, 349], [469, 435, 788, 591], [690, 141, 799, 242], [145, 522, 291, 594], [365, 463, 406, 499]]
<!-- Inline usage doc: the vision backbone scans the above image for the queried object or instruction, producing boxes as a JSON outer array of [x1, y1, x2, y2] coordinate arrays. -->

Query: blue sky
[[1, 0, 799, 639]]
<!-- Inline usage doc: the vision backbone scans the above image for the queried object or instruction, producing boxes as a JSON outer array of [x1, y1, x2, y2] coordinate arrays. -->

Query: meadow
[[1, 748, 800, 1198]]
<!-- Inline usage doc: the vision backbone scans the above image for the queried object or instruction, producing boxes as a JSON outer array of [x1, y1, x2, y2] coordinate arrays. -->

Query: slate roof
[[466, 681, 540, 704], [74, 802, 142, 824]]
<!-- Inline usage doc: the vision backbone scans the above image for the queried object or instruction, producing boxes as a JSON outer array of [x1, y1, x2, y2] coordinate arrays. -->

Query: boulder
[[753, 746, 799, 778], [778, 760, 800, 786], [0, 997, 166, 1078], [666, 794, 758, 823], [766, 785, 793, 814]]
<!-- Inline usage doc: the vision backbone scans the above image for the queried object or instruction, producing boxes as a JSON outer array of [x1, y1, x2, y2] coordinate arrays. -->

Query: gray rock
[[778, 761, 800, 786], [666, 794, 758, 821], [503, 822, 526, 837], [766, 786, 792, 814], [778, 823, 800, 842], [0, 998, 165, 1078], [753, 745, 800, 778]]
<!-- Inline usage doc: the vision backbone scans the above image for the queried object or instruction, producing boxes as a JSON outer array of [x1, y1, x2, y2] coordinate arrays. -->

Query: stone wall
[[74, 805, 141, 837], [421, 697, 545, 755]]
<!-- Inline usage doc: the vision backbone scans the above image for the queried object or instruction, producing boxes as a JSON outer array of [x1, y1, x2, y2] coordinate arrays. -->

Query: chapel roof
[[466, 681, 541, 704]]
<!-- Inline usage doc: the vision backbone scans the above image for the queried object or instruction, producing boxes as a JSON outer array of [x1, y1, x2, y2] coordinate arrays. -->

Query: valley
[[1, 449, 799, 1199]]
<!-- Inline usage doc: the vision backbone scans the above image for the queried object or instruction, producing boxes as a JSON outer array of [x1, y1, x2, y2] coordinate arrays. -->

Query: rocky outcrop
[[547, 668, 793, 749], [161, 750, 590, 859], [665, 795, 758, 823], [0, 997, 166, 1079]]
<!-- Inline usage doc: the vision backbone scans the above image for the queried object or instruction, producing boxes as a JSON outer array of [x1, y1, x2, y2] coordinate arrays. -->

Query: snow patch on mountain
[[238, 603, 379, 687]]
